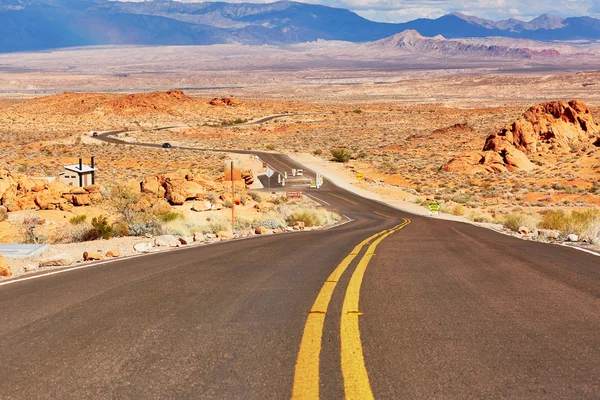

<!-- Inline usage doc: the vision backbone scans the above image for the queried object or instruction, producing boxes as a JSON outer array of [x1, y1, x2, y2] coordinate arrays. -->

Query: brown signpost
[[224, 160, 242, 233]]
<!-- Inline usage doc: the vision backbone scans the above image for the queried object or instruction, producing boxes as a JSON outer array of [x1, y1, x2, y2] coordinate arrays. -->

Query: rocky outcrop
[[485, 100, 600, 155], [0, 169, 102, 212], [442, 100, 600, 173], [209, 97, 242, 107]]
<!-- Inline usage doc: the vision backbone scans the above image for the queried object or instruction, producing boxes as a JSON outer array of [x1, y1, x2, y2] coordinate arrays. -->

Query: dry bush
[[539, 209, 600, 236]]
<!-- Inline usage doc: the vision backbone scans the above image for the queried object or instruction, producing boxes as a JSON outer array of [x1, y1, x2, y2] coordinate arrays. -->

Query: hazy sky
[[341, 0, 600, 22], [177, 0, 600, 22]]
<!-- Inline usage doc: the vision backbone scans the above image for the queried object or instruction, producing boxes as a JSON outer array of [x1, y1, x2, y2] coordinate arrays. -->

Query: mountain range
[[1, 0, 600, 52]]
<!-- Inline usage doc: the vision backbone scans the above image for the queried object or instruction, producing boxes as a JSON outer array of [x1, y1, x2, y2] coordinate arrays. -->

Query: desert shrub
[[468, 213, 494, 223], [158, 211, 184, 222], [286, 208, 340, 227], [54, 223, 92, 243], [22, 214, 45, 244], [69, 214, 87, 225], [502, 213, 533, 232], [330, 148, 352, 163], [112, 221, 130, 237], [83, 215, 114, 241], [538, 210, 570, 232], [206, 191, 218, 203], [128, 219, 166, 237], [248, 191, 262, 202], [239, 195, 247, 206], [234, 216, 253, 230], [252, 217, 285, 230], [0, 207, 7, 222], [312, 149, 323, 156], [452, 205, 466, 216], [265, 143, 277, 151], [223, 199, 233, 208], [539, 208, 600, 236], [451, 194, 472, 204]]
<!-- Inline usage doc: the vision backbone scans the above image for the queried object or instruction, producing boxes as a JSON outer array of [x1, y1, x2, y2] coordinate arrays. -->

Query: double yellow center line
[[292, 219, 411, 399]]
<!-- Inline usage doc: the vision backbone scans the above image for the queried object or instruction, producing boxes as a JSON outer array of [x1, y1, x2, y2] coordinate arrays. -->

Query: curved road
[[0, 130, 599, 399]]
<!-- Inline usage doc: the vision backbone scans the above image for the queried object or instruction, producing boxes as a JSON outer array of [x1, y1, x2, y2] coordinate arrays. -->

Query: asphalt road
[[0, 132, 598, 399]]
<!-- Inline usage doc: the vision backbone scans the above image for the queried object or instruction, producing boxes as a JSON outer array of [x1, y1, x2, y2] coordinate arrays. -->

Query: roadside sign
[[292, 169, 297, 176], [265, 168, 274, 178], [428, 201, 441, 213], [224, 159, 242, 181], [287, 190, 303, 199], [356, 173, 363, 181], [297, 169, 303, 176], [310, 181, 317, 188]]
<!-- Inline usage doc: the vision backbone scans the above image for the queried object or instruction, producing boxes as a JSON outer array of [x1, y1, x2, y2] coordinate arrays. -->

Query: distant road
[[1, 128, 598, 399]]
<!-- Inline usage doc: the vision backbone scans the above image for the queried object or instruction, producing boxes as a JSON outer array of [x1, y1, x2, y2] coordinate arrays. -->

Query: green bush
[[330, 148, 352, 163], [69, 214, 87, 225], [158, 211, 184, 222], [83, 215, 114, 241], [248, 191, 263, 202]]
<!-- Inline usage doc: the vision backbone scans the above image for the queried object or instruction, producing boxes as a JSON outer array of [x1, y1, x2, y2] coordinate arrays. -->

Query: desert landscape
[[0, 39, 599, 277]]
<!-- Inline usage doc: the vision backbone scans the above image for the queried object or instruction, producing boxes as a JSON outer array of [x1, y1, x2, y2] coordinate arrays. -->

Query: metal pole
[[231, 161, 235, 233]]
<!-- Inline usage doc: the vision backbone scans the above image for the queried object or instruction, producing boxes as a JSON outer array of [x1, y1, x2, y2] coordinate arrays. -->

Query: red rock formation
[[442, 100, 600, 174]]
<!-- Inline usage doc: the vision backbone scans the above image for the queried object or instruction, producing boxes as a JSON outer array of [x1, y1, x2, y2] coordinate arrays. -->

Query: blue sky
[[176, 0, 600, 22]]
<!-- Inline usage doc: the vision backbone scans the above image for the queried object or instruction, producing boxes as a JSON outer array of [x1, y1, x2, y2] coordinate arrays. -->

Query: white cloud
[[314, 0, 600, 22]]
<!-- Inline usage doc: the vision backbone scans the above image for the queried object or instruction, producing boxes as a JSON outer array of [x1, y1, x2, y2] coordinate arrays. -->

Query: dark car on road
[[162, 143, 172, 148]]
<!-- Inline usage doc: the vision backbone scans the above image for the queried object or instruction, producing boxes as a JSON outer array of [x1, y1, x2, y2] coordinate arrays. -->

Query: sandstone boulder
[[567, 234, 579, 242], [255, 226, 267, 235], [154, 235, 180, 247], [106, 248, 121, 258], [72, 194, 92, 206], [538, 229, 560, 239], [193, 232, 205, 242], [133, 242, 154, 252], [39, 253, 74, 267], [178, 236, 194, 245], [83, 252, 104, 261], [216, 231, 234, 239], [0, 253, 12, 277]]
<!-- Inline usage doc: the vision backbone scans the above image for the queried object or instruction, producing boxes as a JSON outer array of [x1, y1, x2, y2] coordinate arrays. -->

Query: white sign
[[265, 168, 274, 178]]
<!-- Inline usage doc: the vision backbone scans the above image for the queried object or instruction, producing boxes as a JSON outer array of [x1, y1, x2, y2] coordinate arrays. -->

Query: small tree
[[330, 148, 352, 163]]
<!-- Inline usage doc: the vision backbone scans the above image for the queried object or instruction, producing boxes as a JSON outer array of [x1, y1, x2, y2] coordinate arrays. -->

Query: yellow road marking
[[341, 219, 411, 400], [329, 193, 358, 205], [372, 211, 395, 219], [291, 224, 404, 400]]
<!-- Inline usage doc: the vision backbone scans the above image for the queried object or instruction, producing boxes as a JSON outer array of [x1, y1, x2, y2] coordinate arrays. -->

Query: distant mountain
[[1, 0, 600, 52], [366, 30, 562, 59]]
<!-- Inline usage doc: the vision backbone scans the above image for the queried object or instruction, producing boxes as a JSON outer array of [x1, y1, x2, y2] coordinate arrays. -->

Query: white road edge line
[[0, 253, 148, 287], [556, 243, 600, 257], [304, 193, 331, 206]]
